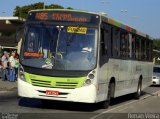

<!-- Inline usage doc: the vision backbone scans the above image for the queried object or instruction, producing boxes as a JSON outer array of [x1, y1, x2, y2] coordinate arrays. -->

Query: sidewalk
[[0, 79, 17, 91]]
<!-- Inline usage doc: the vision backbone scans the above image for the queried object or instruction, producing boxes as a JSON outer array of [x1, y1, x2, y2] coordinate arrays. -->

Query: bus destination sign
[[28, 11, 100, 24], [35, 12, 88, 22]]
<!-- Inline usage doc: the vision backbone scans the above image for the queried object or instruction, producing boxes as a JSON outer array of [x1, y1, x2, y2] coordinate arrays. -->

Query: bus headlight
[[85, 79, 92, 85], [19, 65, 26, 82], [83, 71, 95, 86], [88, 74, 95, 79]]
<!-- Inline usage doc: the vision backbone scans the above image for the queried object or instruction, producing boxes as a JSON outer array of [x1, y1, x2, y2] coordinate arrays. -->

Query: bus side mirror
[[16, 26, 24, 42]]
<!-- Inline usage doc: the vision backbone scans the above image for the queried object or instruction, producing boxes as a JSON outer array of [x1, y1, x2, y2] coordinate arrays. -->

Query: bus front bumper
[[18, 79, 97, 103]]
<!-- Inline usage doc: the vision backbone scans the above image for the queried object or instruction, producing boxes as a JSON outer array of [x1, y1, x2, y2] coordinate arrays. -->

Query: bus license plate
[[46, 90, 59, 96]]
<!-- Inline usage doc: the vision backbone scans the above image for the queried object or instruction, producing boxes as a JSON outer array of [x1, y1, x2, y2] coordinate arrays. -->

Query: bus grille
[[31, 79, 51, 87], [55, 82, 78, 88], [31, 79, 78, 89]]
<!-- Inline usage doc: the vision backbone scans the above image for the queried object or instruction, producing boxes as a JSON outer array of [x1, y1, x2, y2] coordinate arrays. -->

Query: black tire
[[101, 82, 115, 109], [134, 79, 142, 99]]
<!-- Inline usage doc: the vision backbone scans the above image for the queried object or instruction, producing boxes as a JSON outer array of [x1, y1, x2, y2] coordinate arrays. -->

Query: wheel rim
[[137, 84, 141, 96]]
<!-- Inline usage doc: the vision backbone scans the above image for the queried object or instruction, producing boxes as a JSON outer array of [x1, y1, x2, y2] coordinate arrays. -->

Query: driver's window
[[26, 27, 40, 53], [100, 23, 111, 67]]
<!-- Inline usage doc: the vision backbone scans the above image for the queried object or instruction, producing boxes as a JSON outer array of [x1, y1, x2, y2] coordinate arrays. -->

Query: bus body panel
[[96, 59, 153, 101], [18, 78, 97, 103]]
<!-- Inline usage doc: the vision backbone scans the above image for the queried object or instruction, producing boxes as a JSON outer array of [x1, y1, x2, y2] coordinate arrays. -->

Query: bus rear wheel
[[134, 79, 142, 99], [101, 82, 115, 109]]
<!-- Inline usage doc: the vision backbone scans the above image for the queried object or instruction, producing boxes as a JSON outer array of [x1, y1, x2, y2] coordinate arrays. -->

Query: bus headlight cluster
[[83, 71, 96, 86], [19, 65, 26, 82]]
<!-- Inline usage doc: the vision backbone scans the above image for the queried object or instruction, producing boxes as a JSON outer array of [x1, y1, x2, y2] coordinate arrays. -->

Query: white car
[[152, 66, 160, 85]]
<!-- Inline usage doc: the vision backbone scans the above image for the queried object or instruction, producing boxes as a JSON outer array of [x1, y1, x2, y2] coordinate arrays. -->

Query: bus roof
[[29, 9, 99, 16], [29, 9, 153, 40], [102, 16, 153, 40]]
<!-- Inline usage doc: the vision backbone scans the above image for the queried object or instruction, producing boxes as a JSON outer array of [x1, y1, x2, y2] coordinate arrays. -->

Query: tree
[[13, 2, 73, 19], [153, 39, 160, 51], [153, 39, 160, 64]]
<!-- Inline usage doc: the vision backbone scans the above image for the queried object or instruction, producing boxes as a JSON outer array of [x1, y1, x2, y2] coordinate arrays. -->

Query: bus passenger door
[[116, 31, 132, 96], [97, 23, 112, 102]]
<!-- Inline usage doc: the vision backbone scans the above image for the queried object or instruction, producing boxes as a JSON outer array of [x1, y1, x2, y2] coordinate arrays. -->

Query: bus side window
[[112, 27, 120, 58], [100, 28, 106, 56], [120, 31, 129, 59], [100, 23, 111, 66], [146, 40, 149, 60], [141, 39, 152, 62], [131, 35, 136, 59], [141, 38, 146, 61], [149, 40, 153, 61], [135, 36, 140, 60], [135, 36, 141, 60], [146, 40, 152, 61]]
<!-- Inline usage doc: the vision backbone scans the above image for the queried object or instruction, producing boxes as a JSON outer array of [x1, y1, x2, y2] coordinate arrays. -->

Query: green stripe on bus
[[114, 20, 121, 27], [24, 72, 86, 88]]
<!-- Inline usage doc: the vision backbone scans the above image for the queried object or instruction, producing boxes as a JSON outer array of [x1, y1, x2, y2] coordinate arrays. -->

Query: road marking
[[90, 90, 160, 119], [91, 100, 137, 119], [140, 90, 160, 100], [117, 90, 160, 112]]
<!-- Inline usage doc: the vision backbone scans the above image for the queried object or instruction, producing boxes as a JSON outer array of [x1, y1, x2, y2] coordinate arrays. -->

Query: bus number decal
[[35, 12, 48, 20], [67, 26, 87, 34]]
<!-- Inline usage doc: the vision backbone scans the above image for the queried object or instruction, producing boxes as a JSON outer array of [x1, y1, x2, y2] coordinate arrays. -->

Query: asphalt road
[[0, 85, 160, 119]]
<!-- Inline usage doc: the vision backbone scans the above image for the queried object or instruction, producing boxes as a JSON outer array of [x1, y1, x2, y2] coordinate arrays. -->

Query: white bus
[[18, 9, 153, 108]]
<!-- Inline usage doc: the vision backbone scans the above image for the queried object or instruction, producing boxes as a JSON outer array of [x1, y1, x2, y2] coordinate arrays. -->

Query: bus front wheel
[[101, 82, 115, 109]]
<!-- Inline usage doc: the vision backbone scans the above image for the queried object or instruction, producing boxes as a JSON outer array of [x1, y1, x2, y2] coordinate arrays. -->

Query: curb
[[140, 89, 160, 100], [0, 87, 17, 91], [0, 90, 18, 100], [152, 90, 160, 97], [157, 92, 160, 96]]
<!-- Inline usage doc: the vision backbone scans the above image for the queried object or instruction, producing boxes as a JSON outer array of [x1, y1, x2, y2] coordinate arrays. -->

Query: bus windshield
[[21, 24, 98, 71]]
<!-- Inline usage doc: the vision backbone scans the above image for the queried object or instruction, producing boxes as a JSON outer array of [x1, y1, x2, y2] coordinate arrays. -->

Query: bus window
[[25, 27, 40, 53], [128, 34, 132, 58], [100, 23, 111, 66], [100, 23, 111, 56], [146, 40, 149, 60], [112, 27, 120, 58], [100, 28, 106, 56], [146, 40, 152, 61], [141, 38, 146, 60], [120, 31, 129, 58], [131, 35, 136, 59], [135, 36, 141, 60], [149, 41, 153, 61]]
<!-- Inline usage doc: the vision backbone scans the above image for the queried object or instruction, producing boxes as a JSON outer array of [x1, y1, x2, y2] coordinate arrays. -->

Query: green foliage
[[153, 39, 160, 50], [13, 2, 73, 19], [153, 39, 160, 64], [66, 7, 74, 10]]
